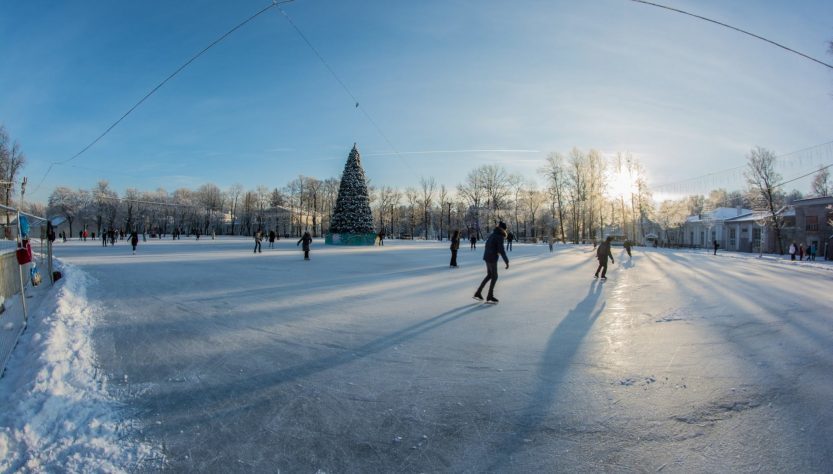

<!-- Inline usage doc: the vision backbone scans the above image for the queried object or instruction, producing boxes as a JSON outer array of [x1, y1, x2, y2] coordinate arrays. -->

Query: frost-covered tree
[[811, 166, 830, 196], [745, 146, 785, 254], [329, 144, 373, 234]]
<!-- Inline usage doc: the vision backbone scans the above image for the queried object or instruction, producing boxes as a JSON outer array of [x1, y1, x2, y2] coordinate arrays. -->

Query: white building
[[682, 207, 752, 248]]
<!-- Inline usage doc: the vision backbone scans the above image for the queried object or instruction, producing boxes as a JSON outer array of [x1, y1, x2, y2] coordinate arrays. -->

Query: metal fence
[[0, 203, 53, 377]]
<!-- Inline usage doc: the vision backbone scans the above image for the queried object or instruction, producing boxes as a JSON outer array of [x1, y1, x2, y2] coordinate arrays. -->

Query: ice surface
[[4, 237, 833, 472]]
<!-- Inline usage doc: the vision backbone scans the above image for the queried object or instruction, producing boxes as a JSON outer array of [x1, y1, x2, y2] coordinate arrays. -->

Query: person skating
[[130, 230, 139, 254], [254, 229, 263, 253], [594, 236, 615, 280], [713, 239, 719, 256], [789, 241, 797, 261], [470, 234, 477, 250], [473, 222, 509, 304], [799, 243, 805, 261], [450, 229, 461, 267], [297, 231, 312, 260], [624, 239, 632, 259], [268, 230, 276, 249], [506, 231, 514, 251]]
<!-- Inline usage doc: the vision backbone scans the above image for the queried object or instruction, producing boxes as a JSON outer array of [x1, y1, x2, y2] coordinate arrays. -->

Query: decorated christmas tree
[[326, 144, 376, 245]]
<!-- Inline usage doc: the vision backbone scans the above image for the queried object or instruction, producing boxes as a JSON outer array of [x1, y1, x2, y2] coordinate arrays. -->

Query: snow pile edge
[[0, 263, 162, 473]]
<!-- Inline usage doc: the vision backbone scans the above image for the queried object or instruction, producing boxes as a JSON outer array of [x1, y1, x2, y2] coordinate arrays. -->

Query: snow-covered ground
[[2, 237, 832, 472]]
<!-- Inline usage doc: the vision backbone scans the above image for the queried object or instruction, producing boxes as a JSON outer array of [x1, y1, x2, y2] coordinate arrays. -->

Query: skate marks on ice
[[485, 281, 606, 471], [135, 303, 492, 470]]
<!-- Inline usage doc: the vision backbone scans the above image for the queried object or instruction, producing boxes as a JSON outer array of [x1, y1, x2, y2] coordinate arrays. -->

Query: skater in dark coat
[[506, 231, 514, 251], [130, 231, 139, 254], [450, 230, 461, 267], [268, 230, 276, 248], [470, 235, 477, 250], [474, 222, 509, 304], [594, 236, 615, 280], [624, 240, 632, 258], [713, 240, 719, 256], [254, 229, 263, 253], [297, 231, 312, 260]]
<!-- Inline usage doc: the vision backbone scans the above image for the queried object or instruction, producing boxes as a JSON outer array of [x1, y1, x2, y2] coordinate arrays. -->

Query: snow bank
[[0, 264, 162, 473]]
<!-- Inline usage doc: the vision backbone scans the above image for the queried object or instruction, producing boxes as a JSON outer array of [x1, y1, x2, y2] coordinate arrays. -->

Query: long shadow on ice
[[487, 280, 605, 471], [138, 302, 490, 428]]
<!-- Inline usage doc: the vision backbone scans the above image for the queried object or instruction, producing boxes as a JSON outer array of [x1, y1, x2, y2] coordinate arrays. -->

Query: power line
[[32, 0, 296, 196], [776, 162, 833, 189], [652, 139, 833, 191], [629, 0, 833, 70], [275, 6, 414, 173]]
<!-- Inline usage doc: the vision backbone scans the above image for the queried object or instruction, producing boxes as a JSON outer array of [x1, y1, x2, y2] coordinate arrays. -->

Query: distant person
[[799, 243, 805, 261], [789, 241, 797, 261], [810, 243, 817, 261], [473, 222, 509, 304], [449, 230, 460, 267], [624, 240, 633, 259], [548, 236, 554, 252], [268, 230, 276, 248], [594, 236, 615, 280], [713, 239, 719, 256], [101, 231, 107, 247], [377, 229, 385, 246], [470, 234, 477, 250], [506, 231, 514, 251], [130, 231, 139, 254], [253, 229, 263, 253], [47, 223, 56, 244], [297, 231, 312, 260]]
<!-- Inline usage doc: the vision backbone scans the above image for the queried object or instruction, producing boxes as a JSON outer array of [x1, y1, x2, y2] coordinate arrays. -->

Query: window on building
[[806, 215, 819, 231]]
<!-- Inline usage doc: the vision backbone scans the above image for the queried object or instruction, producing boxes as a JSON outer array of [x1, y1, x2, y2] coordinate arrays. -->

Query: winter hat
[[498, 222, 507, 230]]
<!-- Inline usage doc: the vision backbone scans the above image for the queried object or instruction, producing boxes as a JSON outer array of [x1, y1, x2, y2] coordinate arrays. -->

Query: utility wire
[[32, 0, 295, 196], [629, 0, 833, 70], [775, 162, 833, 189], [652, 139, 833, 190], [275, 6, 414, 172]]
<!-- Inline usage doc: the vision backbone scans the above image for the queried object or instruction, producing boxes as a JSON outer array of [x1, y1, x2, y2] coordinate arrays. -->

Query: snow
[[2, 236, 833, 471], [0, 263, 162, 472]]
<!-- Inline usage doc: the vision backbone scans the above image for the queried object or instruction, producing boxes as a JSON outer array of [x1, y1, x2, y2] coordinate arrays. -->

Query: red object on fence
[[16, 240, 32, 265]]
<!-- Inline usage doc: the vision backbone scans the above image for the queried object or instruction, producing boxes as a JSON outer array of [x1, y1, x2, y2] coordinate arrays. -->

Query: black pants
[[304, 249, 310, 259], [506, 241, 512, 251], [470, 241, 476, 250], [254, 241, 261, 253], [450, 249, 458, 266], [476, 261, 499, 297], [595, 260, 608, 278]]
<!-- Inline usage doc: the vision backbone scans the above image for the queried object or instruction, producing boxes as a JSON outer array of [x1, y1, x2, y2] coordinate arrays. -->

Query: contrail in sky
[[364, 149, 541, 157]]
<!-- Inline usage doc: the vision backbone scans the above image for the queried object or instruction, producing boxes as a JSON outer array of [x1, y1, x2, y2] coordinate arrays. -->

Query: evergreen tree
[[330, 144, 374, 234]]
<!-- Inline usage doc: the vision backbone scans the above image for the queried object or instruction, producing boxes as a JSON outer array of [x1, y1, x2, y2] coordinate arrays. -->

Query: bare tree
[[226, 183, 243, 235], [438, 185, 450, 240], [419, 176, 436, 239], [48, 187, 84, 238], [480, 165, 509, 227], [404, 187, 418, 237], [811, 166, 831, 196], [457, 168, 485, 238], [745, 146, 785, 254], [540, 153, 568, 242], [0, 125, 26, 221]]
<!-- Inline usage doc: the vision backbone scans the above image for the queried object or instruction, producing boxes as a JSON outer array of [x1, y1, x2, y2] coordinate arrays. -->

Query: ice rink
[[7, 236, 833, 472]]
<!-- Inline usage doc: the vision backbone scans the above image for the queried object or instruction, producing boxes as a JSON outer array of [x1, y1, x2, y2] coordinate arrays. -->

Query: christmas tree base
[[326, 233, 377, 246]]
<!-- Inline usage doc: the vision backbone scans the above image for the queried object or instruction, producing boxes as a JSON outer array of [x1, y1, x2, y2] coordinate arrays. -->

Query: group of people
[[789, 241, 818, 261], [253, 229, 312, 260]]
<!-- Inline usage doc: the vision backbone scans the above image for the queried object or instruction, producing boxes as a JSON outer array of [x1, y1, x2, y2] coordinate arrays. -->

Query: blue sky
[[2, 0, 832, 204]]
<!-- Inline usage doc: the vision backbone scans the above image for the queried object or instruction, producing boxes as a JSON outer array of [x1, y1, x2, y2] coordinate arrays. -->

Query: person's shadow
[[489, 281, 606, 470]]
